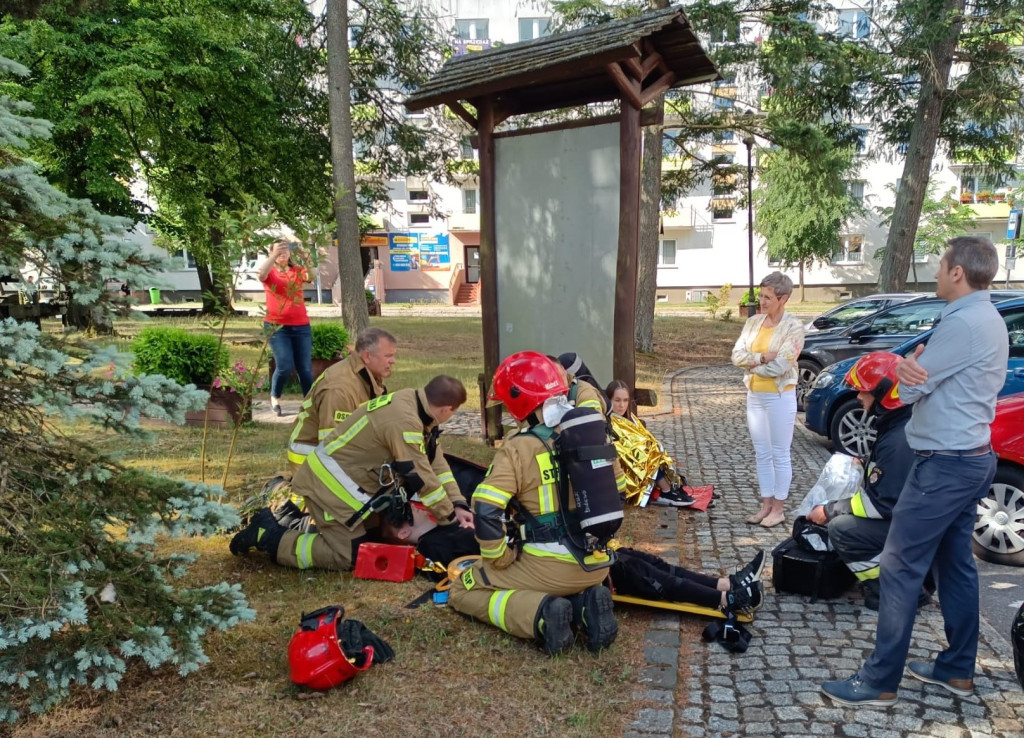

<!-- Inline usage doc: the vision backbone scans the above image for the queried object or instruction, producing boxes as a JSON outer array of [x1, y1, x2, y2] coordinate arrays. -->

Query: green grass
[[14, 311, 741, 738]]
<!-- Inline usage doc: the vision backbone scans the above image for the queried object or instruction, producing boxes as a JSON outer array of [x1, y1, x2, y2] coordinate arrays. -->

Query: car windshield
[[866, 301, 942, 335]]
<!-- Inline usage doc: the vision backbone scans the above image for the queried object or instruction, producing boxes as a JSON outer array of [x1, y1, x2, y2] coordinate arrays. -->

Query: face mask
[[542, 394, 573, 427]]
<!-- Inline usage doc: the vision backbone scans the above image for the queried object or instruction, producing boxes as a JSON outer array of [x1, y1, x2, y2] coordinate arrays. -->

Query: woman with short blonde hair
[[730, 272, 805, 528]]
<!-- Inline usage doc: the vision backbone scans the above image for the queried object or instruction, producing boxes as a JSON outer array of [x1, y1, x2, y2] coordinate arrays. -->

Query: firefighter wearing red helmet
[[448, 351, 619, 656], [806, 351, 924, 610]]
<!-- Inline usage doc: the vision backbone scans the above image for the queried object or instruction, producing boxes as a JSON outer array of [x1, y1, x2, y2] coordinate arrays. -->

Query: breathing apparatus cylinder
[[554, 407, 623, 543]]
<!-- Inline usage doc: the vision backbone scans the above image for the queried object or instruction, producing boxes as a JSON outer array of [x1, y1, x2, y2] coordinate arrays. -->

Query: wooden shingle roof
[[405, 6, 718, 118]]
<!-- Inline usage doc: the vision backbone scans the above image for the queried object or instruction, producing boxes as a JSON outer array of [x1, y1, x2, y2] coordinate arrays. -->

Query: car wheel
[[973, 464, 1024, 567], [828, 398, 877, 457], [796, 359, 821, 412]]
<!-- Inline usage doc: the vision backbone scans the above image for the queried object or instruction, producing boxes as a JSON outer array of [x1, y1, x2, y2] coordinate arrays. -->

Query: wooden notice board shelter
[[405, 6, 718, 439]]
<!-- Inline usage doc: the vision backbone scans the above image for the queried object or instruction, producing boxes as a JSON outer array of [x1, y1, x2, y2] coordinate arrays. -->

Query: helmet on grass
[[287, 606, 373, 690]]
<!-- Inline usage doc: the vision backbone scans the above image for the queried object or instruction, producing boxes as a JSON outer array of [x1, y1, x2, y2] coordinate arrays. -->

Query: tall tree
[[325, 0, 366, 332], [0, 55, 252, 723], [2, 0, 332, 313], [753, 125, 860, 301]]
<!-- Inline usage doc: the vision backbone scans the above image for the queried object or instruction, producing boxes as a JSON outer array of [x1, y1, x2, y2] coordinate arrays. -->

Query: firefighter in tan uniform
[[449, 352, 618, 656], [231, 376, 473, 570], [287, 327, 396, 471]]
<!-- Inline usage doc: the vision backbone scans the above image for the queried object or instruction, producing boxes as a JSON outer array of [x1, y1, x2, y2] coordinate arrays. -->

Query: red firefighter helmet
[[287, 606, 373, 690], [844, 351, 904, 410], [490, 351, 569, 421]]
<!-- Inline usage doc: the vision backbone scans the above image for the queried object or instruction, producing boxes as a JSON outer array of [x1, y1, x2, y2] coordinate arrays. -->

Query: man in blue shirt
[[822, 236, 1007, 706]]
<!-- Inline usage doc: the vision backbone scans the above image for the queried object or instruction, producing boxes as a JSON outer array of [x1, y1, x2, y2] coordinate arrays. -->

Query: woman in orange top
[[258, 240, 313, 415]]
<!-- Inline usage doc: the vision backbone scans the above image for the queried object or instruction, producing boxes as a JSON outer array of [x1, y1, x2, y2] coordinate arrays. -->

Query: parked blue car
[[804, 296, 1024, 457]]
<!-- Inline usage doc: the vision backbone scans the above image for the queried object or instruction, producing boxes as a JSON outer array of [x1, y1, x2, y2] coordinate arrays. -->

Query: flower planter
[[185, 386, 252, 429], [267, 356, 345, 392]]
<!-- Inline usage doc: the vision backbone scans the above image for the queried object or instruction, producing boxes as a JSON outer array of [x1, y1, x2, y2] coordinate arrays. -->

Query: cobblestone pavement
[[622, 364, 1024, 738]]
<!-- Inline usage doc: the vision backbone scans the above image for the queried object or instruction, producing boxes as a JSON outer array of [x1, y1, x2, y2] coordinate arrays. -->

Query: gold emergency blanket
[[608, 414, 679, 506]]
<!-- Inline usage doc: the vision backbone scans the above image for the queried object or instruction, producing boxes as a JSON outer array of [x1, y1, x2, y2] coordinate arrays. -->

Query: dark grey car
[[796, 290, 1024, 409]]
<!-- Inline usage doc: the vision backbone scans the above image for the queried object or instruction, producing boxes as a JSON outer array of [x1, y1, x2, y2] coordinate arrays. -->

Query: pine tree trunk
[[877, 0, 966, 292], [635, 105, 663, 353], [196, 263, 231, 314], [326, 0, 369, 333]]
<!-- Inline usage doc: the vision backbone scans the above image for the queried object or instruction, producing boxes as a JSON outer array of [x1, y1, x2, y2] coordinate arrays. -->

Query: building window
[[408, 189, 429, 202], [713, 129, 736, 143], [833, 234, 864, 264], [460, 137, 474, 159], [456, 19, 488, 40], [913, 240, 930, 263], [847, 180, 865, 205], [171, 248, 197, 270], [709, 17, 740, 43], [518, 17, 550, 41], [850, 125, 869, 156], [663, 129, 681, 155], [659, 240, 677, 267], [713, 95, 735, 111], [463, 189, 477, 214], [409, 213, 430, 226], [838, 9, 870, 38]]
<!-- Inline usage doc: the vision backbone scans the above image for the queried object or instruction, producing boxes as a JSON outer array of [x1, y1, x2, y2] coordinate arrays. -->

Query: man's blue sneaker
[[821, 673, 898, 707], [906, 661, 974, 697]]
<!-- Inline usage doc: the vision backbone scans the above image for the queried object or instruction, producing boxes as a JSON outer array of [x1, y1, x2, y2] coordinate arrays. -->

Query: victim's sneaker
[[729, 549, 765, 592], [651, 486, 697, 508], [725, 580, 764, 615]]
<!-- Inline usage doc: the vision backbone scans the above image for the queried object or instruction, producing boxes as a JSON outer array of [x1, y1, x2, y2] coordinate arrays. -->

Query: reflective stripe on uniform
[[294, 533, 316, 569], [288, 441, 317, 466], [420, 485, 447, 507], [523, 541, 577, 563], [849, 490, 881, 519], [473, 483, 513, 508], [437, 471, 455, 486], [535, 452, 556, 514], [324, 415, 369, 454], [577, 399, 602, 411], [848, 559, 880, 580], [307, 447, 373, 511], [317, 427, 334, 440], [403, 430, 425, 453], [479, 538, 507, 560], [488, 590, 516, 632]]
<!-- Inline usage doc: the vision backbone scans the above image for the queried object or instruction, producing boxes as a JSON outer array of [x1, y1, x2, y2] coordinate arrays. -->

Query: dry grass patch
[[14, 314, 745, 737]]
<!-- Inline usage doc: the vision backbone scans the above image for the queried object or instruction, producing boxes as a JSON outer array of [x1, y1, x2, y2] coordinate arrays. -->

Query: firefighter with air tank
[[448, 351, 622, 656]]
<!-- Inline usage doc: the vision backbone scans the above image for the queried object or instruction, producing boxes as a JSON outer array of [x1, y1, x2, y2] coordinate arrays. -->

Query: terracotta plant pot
[[267, 356, 344, 391], [185, 386, 253, 429]]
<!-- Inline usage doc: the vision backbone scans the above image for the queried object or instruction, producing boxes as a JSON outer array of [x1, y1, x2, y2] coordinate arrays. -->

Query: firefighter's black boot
[[534, 596, 575, 656], [230, 507, 286, 561], [569, 585, 618, 653]]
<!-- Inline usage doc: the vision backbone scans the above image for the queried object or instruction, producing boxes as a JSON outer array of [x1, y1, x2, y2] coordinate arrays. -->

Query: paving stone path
[[624, 364, 1024, 738]]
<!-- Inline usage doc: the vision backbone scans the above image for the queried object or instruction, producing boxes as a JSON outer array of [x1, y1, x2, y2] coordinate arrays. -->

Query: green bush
[[739, 287, 761, 307], [132, 326, 229, 386], [311, 322, 350, 360]]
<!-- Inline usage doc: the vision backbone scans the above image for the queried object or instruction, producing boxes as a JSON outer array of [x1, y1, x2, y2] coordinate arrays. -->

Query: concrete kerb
[[626, 363, 1024, 738]]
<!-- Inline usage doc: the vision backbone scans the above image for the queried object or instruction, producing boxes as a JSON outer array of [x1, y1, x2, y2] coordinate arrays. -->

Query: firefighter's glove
[[339, 619, 395, 664]]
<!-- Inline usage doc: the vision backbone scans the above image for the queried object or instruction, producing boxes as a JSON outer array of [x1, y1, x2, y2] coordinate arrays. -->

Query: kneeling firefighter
[[449, 351, 622, 655]]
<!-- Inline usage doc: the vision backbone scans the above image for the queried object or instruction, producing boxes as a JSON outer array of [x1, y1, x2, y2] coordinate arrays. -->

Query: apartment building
[[367, 0, 1021, 305]]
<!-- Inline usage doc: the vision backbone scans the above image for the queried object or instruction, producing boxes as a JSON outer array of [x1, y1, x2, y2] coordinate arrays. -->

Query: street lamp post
[[742, 134, 756, 318]]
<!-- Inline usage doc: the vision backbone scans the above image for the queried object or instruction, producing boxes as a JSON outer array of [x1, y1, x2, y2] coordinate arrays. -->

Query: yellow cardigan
[[730, 312, 806, 393]]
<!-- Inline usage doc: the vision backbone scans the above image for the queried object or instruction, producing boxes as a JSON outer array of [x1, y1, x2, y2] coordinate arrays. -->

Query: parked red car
[[974, 393, 1024, 567]]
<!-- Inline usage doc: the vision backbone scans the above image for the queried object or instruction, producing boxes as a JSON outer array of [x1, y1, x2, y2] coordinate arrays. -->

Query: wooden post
[[614, 98, 642, 391], [477, 99, 502, 442]]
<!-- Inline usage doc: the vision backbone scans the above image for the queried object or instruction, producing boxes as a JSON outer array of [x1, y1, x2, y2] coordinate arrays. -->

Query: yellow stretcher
[[609, 592, 754, 623], [447, 556, 754, 623]]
